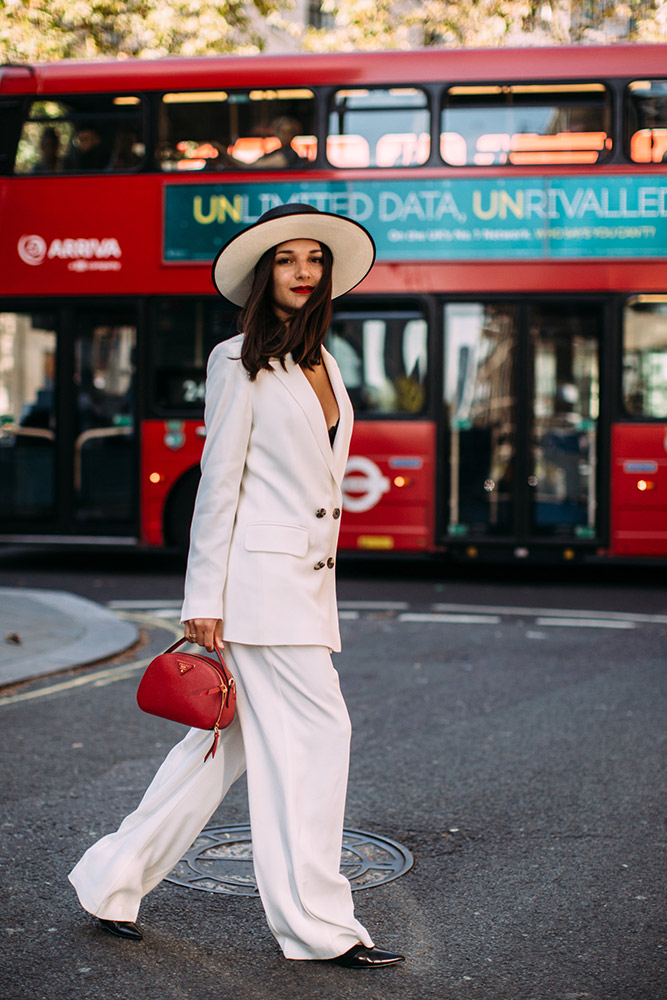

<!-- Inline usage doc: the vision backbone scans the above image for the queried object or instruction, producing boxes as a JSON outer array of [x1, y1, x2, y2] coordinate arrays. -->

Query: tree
[[0, 0, 285, 63], [301, 0, 667, 50], [1, 0, 664, 64]]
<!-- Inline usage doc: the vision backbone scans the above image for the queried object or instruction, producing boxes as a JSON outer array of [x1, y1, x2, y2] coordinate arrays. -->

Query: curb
[[0, 588, 139, 687]]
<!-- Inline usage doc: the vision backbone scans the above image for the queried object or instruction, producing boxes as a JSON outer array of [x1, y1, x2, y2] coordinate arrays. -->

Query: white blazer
[[180, 333, 354, 651]]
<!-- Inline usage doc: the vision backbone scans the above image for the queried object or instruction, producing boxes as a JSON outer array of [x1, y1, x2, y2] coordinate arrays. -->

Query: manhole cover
[[165, 824, 413, 896]]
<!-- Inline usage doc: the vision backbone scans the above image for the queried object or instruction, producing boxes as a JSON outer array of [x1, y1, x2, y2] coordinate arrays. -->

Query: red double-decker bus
[[1, 46, 666, 562]]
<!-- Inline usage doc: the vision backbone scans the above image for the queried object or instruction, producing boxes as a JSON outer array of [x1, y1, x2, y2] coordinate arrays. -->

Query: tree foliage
[[0, 0, 284, 62], [0, 0, 664, 63], [303, 0, 667, 50]]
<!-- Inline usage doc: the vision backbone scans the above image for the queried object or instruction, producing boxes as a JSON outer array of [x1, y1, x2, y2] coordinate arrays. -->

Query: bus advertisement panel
[[164, 177, 667, 263]]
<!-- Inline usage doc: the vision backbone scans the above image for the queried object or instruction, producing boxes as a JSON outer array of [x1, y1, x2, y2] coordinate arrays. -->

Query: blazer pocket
[[244, 522, 309, 557]]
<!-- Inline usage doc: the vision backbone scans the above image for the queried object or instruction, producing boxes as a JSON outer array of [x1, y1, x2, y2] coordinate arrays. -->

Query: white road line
[[338, 601, 410, 610], [399, 613, 502, 625], [107, 600, 666, 627], [0, 656, 152, 705], [534, 617, 636, 630], [431, 603, 667, 625], [338, 611, 361, 620], [0, 613, 182, 707], [108, 599, 182, 609], [110, 600, 407, 614], [143, 608, 183, 619]]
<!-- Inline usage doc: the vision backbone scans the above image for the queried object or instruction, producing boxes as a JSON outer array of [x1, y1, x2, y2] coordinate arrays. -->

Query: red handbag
[[136, 638, 236, 762]]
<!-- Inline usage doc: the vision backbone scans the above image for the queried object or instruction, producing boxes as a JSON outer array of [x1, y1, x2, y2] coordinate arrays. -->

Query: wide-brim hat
[[211, 203, 376, 306]]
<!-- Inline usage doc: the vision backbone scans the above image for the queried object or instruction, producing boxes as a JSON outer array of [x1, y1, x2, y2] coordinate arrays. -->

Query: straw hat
[[211, 203, 376, 306]]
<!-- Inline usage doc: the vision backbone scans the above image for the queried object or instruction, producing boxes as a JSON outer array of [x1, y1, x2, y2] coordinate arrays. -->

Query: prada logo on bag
[[178, 660, 194, 674]]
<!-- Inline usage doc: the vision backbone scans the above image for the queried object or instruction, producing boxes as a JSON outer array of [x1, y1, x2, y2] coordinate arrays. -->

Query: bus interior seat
[[376, 133, 429, 166], [508, 131, 607, 165], [227, 136, 281, 163], [474, 134, 511, 166], [630, 128, 667, 162], [440, 132, 467, 165], [291, 135, 317, 161], [326, 134, 370, 167]]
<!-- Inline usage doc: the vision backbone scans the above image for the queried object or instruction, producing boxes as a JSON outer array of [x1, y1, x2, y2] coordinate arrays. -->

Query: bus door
[[442, 300, 602, 553], [0, 308, 59, 528], [0, 304, 138, 539], [527, 303, 600, 544], [71, 307, 137, 531]]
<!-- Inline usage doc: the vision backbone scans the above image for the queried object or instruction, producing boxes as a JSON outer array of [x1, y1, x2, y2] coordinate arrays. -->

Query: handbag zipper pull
[[204, 725, 220, 762]]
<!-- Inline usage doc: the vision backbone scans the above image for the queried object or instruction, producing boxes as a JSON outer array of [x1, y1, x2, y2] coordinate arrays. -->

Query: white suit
[[69, 334, 374, 960]]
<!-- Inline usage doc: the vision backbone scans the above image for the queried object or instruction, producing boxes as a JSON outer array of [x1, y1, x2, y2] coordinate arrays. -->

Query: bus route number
[[182, 379, 205, 404]]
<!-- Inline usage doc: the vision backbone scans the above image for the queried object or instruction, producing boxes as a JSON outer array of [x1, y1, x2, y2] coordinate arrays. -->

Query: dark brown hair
[[239, 241, 333, 381]]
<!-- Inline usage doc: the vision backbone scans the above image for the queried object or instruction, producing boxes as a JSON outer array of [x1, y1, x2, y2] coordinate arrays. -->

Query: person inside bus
[[107, 126, 143, 170], [31, 127, 62, 173], [558, 106, 608, 162], [64, 123, 107, 171], [208, 116, 311, 169], [68, 203, 405, 970]]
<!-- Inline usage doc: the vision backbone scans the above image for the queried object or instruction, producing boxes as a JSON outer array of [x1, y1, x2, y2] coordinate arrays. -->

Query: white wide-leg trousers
[[68, 643, 373, 960]]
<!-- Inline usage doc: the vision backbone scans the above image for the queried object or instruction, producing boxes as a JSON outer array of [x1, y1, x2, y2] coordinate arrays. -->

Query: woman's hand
[[183, 618, 223, 652]]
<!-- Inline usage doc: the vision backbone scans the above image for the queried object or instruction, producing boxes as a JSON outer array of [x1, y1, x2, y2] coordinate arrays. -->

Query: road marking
[[142, 608, 182, 619], [0, 657, 152, 705], [108, 600, 666, 627], [109, 600, 408, 614], [431, 603, 667, 625], [399, 613, 502, 625], [108, 599, 181, 609], [338, 601, 410, 611], [534, 617, 636, 630], [0, 597, 655, 711], [106, 601, 662, 631], [0, 613, 182, 707]]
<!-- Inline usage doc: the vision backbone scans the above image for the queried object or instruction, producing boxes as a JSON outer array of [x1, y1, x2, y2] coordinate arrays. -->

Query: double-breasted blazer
[[180, 333, 354, 651]]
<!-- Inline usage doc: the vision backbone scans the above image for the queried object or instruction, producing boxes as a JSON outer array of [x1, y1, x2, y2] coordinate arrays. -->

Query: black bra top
[[328, 420, 339, 446]]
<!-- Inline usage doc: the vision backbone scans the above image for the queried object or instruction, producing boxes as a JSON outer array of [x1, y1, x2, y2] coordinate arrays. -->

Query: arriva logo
[[17, 234, 47, 266], [17, 234, 122, 272]]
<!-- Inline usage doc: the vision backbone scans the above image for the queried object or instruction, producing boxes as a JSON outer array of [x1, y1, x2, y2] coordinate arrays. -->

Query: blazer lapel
[[322, 346, 354, 484], [270, 354, 338, 481]]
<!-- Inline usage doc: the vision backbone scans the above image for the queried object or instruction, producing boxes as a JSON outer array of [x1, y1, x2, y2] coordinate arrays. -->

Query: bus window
[[328, 88, 430, 168], [150, 299, 238, 413], [158, 90, 317, 172], [626, 80, 667, 163], [14, 96, 145, 174], [0, 311, 57, 520], [326, 311, 428, 415], [623, 296, 667, 418], [440, 83, 611, 166]]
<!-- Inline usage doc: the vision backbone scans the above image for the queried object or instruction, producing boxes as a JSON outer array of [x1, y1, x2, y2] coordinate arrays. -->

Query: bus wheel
[[163, 468, 200, 553]]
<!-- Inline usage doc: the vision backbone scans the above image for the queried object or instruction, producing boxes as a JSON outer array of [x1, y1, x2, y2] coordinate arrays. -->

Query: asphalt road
[[1, 549, 665, 1000]]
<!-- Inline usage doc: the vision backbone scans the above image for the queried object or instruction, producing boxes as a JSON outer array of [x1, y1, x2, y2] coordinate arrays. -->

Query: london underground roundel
[[342, 456, 391, 513]]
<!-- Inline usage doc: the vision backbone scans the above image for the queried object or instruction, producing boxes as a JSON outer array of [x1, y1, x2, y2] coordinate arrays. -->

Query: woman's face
[[271, 239, 323, 320]]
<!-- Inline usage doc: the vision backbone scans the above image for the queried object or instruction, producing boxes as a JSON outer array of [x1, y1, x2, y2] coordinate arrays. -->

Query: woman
[[69, 203, 404, 969]]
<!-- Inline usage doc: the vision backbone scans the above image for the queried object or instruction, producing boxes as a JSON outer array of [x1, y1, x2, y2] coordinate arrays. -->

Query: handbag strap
[[164, 636, 232, 687]]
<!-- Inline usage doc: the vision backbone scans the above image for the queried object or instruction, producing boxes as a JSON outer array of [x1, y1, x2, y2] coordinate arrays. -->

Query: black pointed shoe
[[98, 918, 143, 941], [330, 944, 405, 968]]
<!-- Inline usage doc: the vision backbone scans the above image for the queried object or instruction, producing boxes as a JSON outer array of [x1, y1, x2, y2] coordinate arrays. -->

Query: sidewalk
[[0, 587, 139, 688]]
